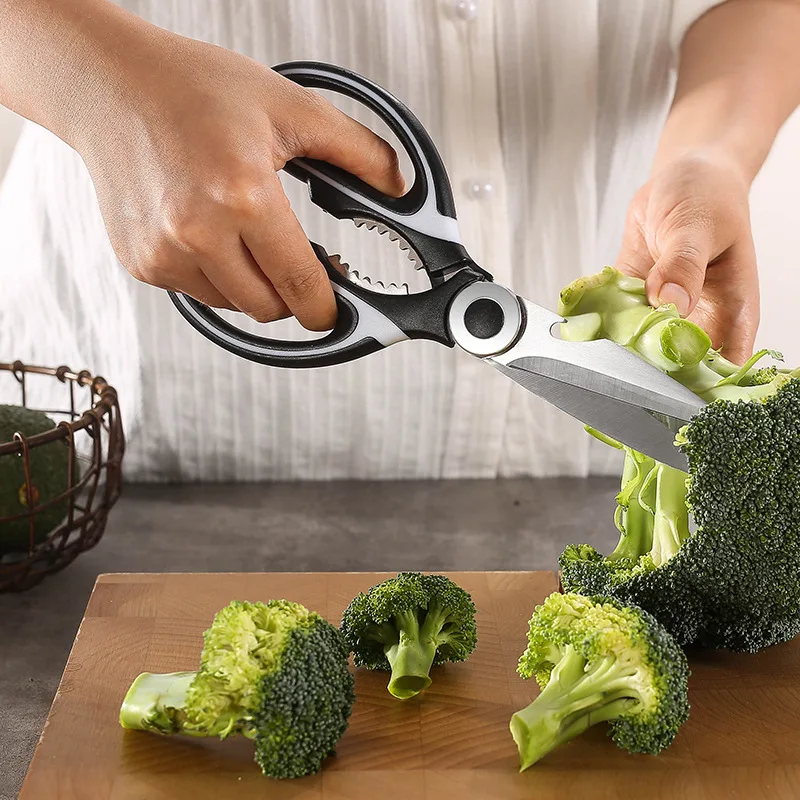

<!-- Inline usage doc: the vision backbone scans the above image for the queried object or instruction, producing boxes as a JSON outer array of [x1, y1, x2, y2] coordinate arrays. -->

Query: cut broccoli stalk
[[120, 671, 234, 738], [559, 267, 783, 401], [510, 593, 689, 770], [383, 609, 434, 698], [384, 601, 465, 698], [588, 433, 689, 569], [510, 646, 641, 770]]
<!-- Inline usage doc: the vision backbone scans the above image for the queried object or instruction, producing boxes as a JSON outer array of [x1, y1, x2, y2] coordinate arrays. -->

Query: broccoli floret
[[119, 599, 354, 779], [510, 592, 689, 770], [558, 267, 800, 651], [340, 572, 477, 699]]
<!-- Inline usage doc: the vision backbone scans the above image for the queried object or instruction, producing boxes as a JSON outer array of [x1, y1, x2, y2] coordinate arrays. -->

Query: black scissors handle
[[277, 61, 474, 285], [169, 61, 491, 368]]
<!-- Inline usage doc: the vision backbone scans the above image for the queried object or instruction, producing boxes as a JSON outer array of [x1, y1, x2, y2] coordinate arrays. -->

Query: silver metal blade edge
[[491, 360, 689, 470], [492, 298, 705, 418]]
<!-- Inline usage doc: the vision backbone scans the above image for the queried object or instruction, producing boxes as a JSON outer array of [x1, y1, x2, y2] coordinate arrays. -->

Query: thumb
[[291, 91, 406, 198], [645, 233, 711, 317], [615, 216, 655, 281]]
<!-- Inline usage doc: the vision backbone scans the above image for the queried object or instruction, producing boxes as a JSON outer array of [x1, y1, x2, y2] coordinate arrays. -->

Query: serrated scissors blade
[[489, 299, 706, 471]]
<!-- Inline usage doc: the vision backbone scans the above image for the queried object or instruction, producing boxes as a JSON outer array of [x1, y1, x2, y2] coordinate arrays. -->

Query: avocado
[[0, 405, 70, 554]]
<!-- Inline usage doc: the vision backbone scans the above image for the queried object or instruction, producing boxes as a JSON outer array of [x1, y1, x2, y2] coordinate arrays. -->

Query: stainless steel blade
[[489, 298, 707, 470], [491, 362, 689, 469]]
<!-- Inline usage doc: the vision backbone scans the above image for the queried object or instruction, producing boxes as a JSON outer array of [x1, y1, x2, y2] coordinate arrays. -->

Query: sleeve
[[669, 0, 728, 52]]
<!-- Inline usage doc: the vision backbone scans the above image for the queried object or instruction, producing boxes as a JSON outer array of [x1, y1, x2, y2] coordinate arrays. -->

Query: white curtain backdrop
[[0, 1, 796, 480]]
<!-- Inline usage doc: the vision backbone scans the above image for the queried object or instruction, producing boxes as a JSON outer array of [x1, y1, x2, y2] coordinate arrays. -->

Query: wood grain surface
[[18, 571, 800, 800]]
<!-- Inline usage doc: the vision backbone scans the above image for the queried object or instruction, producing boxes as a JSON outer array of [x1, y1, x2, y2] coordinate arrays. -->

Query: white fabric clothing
[[0, 0, 723, 481]]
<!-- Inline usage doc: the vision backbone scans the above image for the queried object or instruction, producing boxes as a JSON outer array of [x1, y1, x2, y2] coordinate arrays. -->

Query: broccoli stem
[[649, 464, 691, 567], [119, 671, 248, 738], [628, 313, 711, 373], [607, 458, 690, 568], [608, 449, 655, 561], [385, 605, 454, 699], [385, 637, 436, 699], [510, 646, 641, 771], [120, 672, 204, 736], [559, 269, 791, 402], [712, 349, 783, 388]]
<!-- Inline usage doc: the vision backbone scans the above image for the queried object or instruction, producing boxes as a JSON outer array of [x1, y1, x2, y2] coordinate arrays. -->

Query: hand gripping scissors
[[169, 62, 705, 471]]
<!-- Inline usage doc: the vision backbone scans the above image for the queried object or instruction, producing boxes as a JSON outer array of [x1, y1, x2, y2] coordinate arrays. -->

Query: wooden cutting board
[[19, 571, 800, 800]]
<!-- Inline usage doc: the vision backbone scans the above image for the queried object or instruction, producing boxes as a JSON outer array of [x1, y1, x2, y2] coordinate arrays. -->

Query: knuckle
[[162, 209, 216, 257], [300, 86, 329, 118], [625, 194, 647, 228], [272, 122, 303, 163], [663, 198, 714, 234], [372, 142, 402, 185], [274, 91, 323, 158], [668, 244, 706, 272], [260, 182, 292, 216], [213, 168, 273, 217], [273, 263, 324, 300], [126, 263, 148, 284], [160, 170, 274, 250]]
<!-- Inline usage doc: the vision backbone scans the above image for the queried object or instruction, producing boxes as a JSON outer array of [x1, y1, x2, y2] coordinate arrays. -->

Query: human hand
[[75, 25, 404, 331], [615, 151, 758, 364]]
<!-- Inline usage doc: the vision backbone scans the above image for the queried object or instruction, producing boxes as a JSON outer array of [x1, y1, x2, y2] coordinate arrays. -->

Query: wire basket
[[0, 361, 124, 592]]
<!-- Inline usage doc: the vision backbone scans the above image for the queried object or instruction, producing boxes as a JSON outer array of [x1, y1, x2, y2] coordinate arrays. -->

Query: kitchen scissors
[[169, 61, 704, 470]]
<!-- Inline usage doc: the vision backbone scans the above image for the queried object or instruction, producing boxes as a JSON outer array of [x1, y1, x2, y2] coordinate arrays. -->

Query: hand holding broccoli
[[616, 150, 758, 365]]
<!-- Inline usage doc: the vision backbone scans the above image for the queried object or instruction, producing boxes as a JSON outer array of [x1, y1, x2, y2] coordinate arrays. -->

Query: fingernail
[[657, 283, 690, 316]]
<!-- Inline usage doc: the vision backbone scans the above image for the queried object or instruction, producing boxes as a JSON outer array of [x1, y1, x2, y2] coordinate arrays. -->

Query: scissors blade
[[488, 298, 706, 471]]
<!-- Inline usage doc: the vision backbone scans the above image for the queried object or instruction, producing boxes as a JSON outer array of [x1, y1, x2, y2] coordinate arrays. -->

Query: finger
[[279, 86, 406, 198], [201, 247, 292, 324], [644, 230, 712, 317], [688, 246, 759, 363], [719, 306, 758, 365], [133, 262, 239, 311], [615, 214, 654, 280], [241, 174, 336, 331], [180, 274, 240, 311], [689, 296, 758, 364]]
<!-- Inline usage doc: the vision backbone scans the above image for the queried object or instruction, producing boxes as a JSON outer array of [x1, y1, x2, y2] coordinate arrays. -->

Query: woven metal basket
[[0, 361, 124, 591]]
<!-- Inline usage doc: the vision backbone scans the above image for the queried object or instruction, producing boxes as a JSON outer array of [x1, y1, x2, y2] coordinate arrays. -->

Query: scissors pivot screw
[[448, 282, 523, 357]]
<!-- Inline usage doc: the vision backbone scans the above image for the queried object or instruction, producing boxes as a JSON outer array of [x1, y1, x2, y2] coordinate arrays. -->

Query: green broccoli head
[[340, 572, 477, 699], [557, 268, 800, 652], [510, 592, 689, 771], [0, 405, 70, 554], [120, 599, 354, 779]]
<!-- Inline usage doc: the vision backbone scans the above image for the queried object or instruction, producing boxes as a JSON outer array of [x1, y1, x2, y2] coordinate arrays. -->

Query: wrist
[[652, 95, 769, 188], [650, 142, 753, 193], [653, 42, 796, 188], [2, 0, 163, 153]]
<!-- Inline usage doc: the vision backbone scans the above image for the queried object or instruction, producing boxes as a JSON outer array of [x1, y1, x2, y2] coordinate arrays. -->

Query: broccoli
[[119, 599, 355, 779], [557, 267, 800, 651], [340, 572, 477, 699], [510, 592, 689, 770], [0, 405, 70, 554]]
